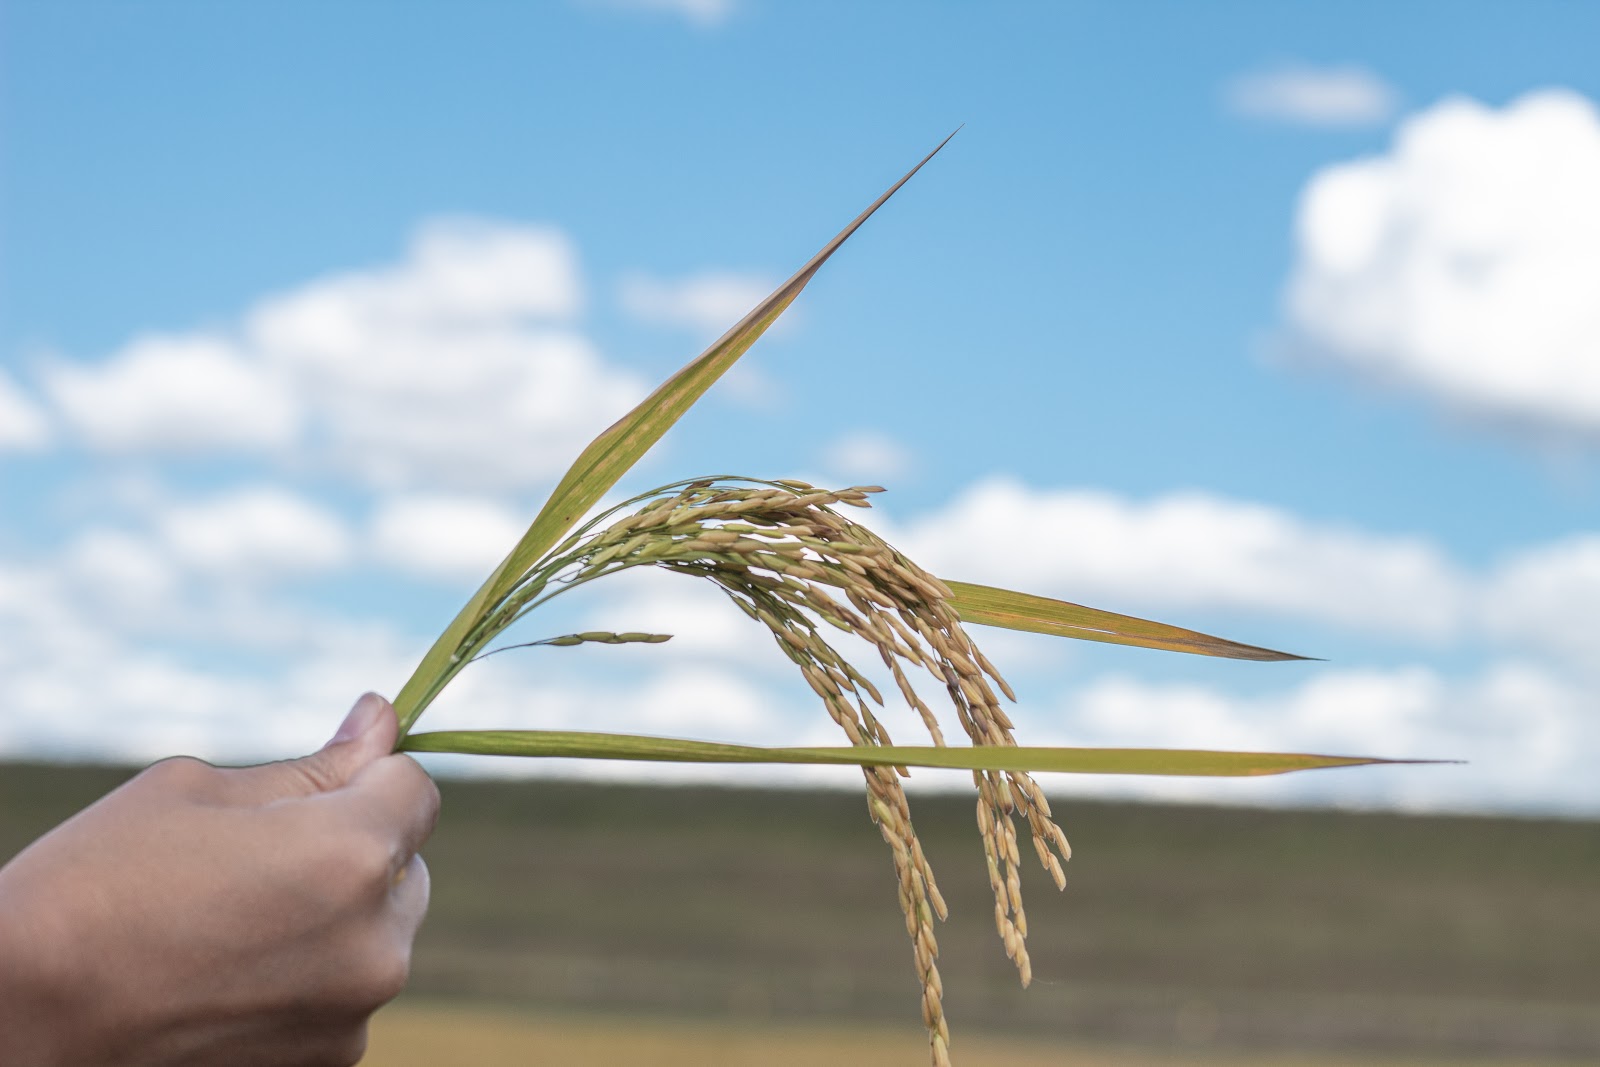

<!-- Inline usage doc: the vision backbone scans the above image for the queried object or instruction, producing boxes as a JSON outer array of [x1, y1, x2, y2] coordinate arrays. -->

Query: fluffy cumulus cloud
[[1284, 89, 1600, 439], [0, 543, 817, 775], [889, 477, 1468, 640], [36, 218, 647, 490], [1226, 62, 1399, 127], [1035, 661, 1592, 813], [0, 370, 53, 451], [44, 336, 300, 452], [155, 486, 352, 579], [0, 577, 417, 764], [4, 482, 358, 657], [6, 199, 1598, 813], [1480, 534, 1600, 665], [0, 512, 419, 763], [881, 476, 1600, 676], [370, 493, 528, 583], [4, 469, 1600, 813], [476, 480, 1594, 810], [618, 269, 776, 338], [62, 528, 181, 611]]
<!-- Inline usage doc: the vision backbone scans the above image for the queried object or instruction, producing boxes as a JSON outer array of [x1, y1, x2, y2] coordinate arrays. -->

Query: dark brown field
[[4, 763, 1597, 1063]]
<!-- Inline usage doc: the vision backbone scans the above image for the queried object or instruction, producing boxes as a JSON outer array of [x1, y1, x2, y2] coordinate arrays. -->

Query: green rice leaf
[[392, 134, 958, 733], [946, 580, 1311, 662], [400, 729, 1438, 777], [491, 131, 961, 601]]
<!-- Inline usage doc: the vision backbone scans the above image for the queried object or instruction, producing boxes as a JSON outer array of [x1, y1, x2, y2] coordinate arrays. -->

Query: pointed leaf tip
[[391, 138, 958, 733], [487, 132, 961, 598], [946, 581, 1312, 662], [400, 729, 1446, 778]]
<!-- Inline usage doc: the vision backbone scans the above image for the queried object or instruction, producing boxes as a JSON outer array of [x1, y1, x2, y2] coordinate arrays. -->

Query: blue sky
[[3, 1, 1598, 815]]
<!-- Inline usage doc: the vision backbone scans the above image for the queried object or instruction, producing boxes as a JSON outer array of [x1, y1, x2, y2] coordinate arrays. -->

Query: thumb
[[322, 691, 399, 757], [303, 691, 399, 791], [230, 693, 400, 802]]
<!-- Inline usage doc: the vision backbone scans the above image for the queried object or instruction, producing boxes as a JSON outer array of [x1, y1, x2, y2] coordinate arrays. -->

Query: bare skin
[[0, 693, 440, 1067]]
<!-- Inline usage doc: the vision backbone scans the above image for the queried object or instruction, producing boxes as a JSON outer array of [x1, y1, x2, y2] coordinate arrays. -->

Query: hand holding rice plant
[[388, 135, 1433, 1066]]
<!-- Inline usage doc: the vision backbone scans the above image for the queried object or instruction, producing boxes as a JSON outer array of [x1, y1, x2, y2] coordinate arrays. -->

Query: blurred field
[[4, 763, 1598, 1062], [366, 1002, 1584, 1066]]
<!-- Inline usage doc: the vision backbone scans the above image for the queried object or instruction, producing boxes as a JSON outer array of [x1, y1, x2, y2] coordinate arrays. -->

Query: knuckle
[[360, 947, 412, 1005], [398, 756, 442, 830], [139, 755, 219, 795], [336, 834, 397, 895], [280, 754, 345, 795]]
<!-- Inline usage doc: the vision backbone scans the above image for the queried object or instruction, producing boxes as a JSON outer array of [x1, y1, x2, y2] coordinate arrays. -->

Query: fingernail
[[328, 692, 385, 747]]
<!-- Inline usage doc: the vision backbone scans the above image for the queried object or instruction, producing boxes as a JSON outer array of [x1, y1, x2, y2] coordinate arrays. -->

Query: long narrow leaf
[[400, 729, 1439, 777], [392, 134, 958, 732], [947, 580, 1310, 662], [492, 131, 960, 597]]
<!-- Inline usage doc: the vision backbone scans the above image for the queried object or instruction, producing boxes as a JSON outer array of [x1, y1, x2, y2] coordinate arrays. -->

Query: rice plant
[[389, 134, 1430, 1065]]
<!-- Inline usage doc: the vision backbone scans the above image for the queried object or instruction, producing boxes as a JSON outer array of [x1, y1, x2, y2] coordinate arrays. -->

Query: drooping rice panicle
[[377, 142, 1364, 1067], [452, 477, 1072, 1064]]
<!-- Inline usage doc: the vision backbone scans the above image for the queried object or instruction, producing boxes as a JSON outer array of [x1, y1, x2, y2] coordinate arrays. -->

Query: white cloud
[[1481, 534, 1600, 667], [269, 323, 637, 491], [1284, 89, 1600, 439], [4, 434, 1597, 814], [0, 599, 417, 765], [615, 668, 768, 735], [0, 370, 53, 451], [17, 609, 1579, 813], [885, 478, 1600, 670], [1069, 667, 1448, 758], [371, 493, 527, 583], [889, 477, 1468, 640], [5, 486, 1600, 814], [18, 486, 359, 648], [39, 219, 648, 490], [44, 335, 299, 452], [63, 528, 181, 609], [1226, 62, 1399, 127], [822, 430, 914, 483], [156, 486, 352, 578], [576, 567, 773, 661], [0, 535, 422, 764], [251, 217, 581, 342], [584, 0, 739, 30], [0, 537, 798, 770], [1044, 661, 1590, 813], [618, 270, 776, 338]]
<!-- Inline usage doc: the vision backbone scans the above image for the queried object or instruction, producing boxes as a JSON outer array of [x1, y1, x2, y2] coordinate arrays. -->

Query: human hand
[[0, 693, 440, 1067]]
